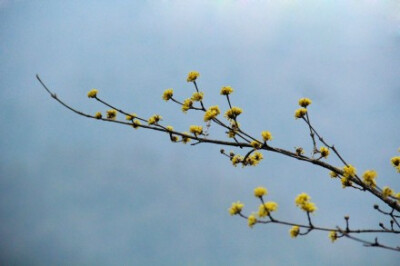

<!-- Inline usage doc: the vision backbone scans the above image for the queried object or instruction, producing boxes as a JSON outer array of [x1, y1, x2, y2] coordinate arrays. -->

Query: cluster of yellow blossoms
[[187, 71, 199, 82], [362, 170, 377, 188], [189, 125, 203, 135], [148, 114, 162, 125], [391, 156, 400, 173], [295, 193, 317, 213], [106, 109, 117, 120], [204, 105, 220, 122], [224, 106, 242, 120], [191, 92, 204, 101], [181, 98, 193, 113], [87, 89, 98, 98], [162, 88, 174, 101], [294, 97, 311, 119], [220, 86, 233, 95], [320, 146, 330, 158], [341, 164, 356, 188], [231, 151, 264, 167], [229, 201, 244, 215]]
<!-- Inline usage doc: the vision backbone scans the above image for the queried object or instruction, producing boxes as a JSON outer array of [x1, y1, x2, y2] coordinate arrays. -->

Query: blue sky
[[1, 1, 400, 265]]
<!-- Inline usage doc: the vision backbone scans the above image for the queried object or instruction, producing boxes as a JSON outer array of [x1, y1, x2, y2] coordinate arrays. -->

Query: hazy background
[[1, 0, 400, 265]]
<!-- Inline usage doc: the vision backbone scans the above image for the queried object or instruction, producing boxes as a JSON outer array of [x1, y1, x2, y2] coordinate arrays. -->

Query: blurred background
[[1, 0, 400, 265]]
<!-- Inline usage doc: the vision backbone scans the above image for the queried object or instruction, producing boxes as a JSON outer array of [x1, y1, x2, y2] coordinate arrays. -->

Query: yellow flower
[[301, 202, 317, 213], [362, 170, 377, 188], [204, 105, 220, 121], [187, 71, 199, 82], [220, 86, 234, 95], [248, 214, 257, 228], [228, 201, 244, 215], [162, 88, 174, 101], [125, 113, 137, 121], [341, 176, 352, 188], [252, 151, 264, 163], [329, 171, 338, 178], [294, 108, 307, 119], [261, 131, 272, 142], [391, 156, 400, 167], [189, 125, 203, 135], [320, 147, 330, 158], [231, 155, 243, 167], [298, 98, 312, 108], [181, 98, 193, 113], [191, 92, 204, 101], [166, 125, 174, 132], [257, 202, 278, 217], [87, 89, 98, 98], [289, 226, 300, 238], [181, 132, 191, 144], [94, 112, 102, 119], [264, 201, 278, 212], [295, 193, 317, 213], [329, 231, 338, 243], [254, 187, 268, 198], [148, 114, 162, 125], [230, 120, 240, 130], [171, 136, 179, 142], [382, 186, 394, 199], [106, 109, 117, 120], [250, 141, 262, 149], [224, 107, 243, 120], [295, 193, 311, 206], [343, 164, 356, 177], [132, 119, 141, 129]]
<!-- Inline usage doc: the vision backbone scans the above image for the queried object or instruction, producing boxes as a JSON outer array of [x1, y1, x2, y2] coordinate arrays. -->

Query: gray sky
[[1, 1, 400, 265]]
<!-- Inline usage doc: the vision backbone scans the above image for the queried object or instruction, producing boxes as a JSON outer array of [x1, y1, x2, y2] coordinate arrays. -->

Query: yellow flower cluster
[[362, 170, 377, 188], [191, 92, 204, 101], [329, 231, 338, 243], [187, 71, 199, 82], [132, 119, 141, 129], [289, 226, 300, 238], [320, 146, 330, 158], [106, 109, 117, 120], [228, 201, 244, 215], [182, 98, 193, 113], [166, 125, 174, 132], [231, 155, 243, 167], [298, 98, 312, 108], [225, 107, 242, 120], [382, 186, 394, 199], [94, 112, 102, 119], [261, 131, 272, 142], [343, 164, 356, 177], [204, 105, 220, 121], [258, 202, 278, 217], [125, 113, 137, 121], [391, 156, 400, 173], [189, 125, 203, 135], [220, 86, 234, 95], [329, 171, 338, 178], [294, 108, 307, 119], [148, 114, 162, 125], [248, 214, 257, 228], [342, 164, 356, 188], [254, 187, 268, 198], [162, 88, 174, 101], [250, 141, 262, 149], [87, 89, 98, 98], [181, 132, 191, 144], [295, 193, 317, 213]]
